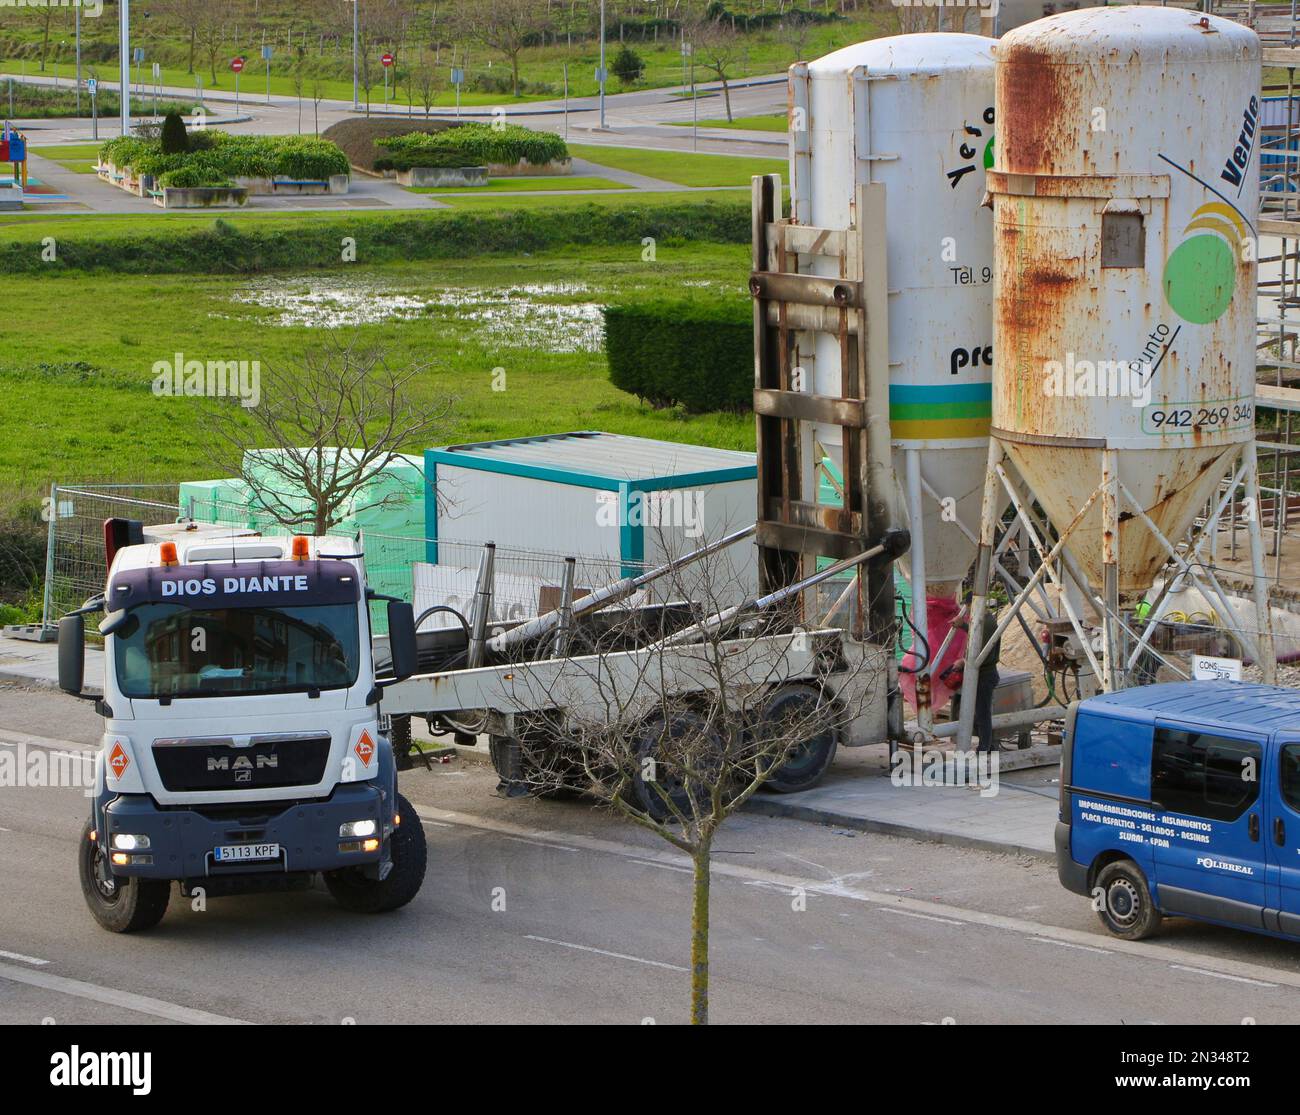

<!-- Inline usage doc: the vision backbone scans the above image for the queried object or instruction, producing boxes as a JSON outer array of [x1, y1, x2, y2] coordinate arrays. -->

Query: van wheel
[[756, 684, 838, 794], [78, 820, 170, 933], [1095, 860, 1162, 941], [324, 794, 427, 914]]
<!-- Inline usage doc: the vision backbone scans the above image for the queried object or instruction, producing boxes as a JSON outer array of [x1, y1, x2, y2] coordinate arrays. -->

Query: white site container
[[425, 432, 758, 603]]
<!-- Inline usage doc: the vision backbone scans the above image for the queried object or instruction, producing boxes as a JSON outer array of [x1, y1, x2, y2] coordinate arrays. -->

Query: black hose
[[895, 595, 932, 674]]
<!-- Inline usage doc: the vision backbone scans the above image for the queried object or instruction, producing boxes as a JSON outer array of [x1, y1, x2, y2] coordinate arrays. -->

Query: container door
[[1149, 722, 1267, 931], [1268, 738, 1300, 937]]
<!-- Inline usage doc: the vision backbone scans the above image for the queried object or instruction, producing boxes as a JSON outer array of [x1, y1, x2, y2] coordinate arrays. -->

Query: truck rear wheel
[[755, 684, 838, 794], [1095, 860, 1162, 941], [79, 820, 170, 933], [390, 715, 414, 772], [324, 794, 427, 914]]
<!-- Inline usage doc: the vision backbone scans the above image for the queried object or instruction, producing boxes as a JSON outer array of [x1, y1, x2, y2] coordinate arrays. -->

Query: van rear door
[[1266, 737, 1300, 937], [1149, 722, 1267, 931]]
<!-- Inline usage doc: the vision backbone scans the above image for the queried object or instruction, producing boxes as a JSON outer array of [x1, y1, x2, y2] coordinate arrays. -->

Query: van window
[[1281, 745, 1300, 813], [1152, 727, 1261, 823]]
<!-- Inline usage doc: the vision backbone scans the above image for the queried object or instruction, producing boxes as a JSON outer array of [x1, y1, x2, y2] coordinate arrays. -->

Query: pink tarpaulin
[[899, 595, 966, 712]]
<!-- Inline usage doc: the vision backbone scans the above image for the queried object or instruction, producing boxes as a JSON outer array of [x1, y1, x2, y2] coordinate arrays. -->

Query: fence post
[[41, 482, 58, 630]]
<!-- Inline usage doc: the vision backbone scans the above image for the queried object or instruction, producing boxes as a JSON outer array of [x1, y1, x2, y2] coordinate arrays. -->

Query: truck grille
[[151, 733, 332, 792]]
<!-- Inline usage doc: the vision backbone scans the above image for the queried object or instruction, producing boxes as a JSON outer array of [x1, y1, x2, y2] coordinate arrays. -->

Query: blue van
[[1058, 680, 1300, 942]]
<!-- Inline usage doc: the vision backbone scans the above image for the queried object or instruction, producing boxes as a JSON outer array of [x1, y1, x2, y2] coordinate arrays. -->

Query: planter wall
[[487, 157, 572, 177], [156, 186, 250, 209], [397, 165, 488, 188], [233, 173, 350, 196]]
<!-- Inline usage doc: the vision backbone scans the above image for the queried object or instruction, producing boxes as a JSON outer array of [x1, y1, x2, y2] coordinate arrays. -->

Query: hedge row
[[604, 297, 752, 413], [375, 123, 569, 169], [0, 203, 749, 276], [99, 132, 350, 187]]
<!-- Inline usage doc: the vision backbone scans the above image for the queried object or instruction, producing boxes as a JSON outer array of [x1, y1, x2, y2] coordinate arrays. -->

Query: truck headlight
[[339, 819, 376, 838], [112, 833, 150, 851]]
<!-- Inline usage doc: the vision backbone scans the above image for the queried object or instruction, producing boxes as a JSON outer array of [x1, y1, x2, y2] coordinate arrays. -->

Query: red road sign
[[381, 52, 394, 68], [230, 56, 245, 73]]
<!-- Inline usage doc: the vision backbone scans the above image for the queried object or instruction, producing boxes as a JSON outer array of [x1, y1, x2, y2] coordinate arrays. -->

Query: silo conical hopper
[[796, 33, 999, 596], [990, 6, 1260, 597]]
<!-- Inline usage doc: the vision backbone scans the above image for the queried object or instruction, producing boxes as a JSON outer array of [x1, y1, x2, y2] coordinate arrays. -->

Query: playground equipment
[[0, 122, 27, 201]]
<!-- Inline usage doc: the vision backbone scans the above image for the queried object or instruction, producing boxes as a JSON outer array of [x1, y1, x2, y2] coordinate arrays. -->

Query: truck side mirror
[[386, 601, 418, 682], [58, 614, 85, 696]]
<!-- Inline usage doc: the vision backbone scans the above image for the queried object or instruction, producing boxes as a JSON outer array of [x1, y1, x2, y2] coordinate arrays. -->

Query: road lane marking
[[523, 934, 688, 972], [1169, 964, 1277, 988], [0, 949, 49, 966], [0, 961, 255, 1024], [631, 859, 692, 873], [877, 908, 965, 926], [503, 836, 579, 853], [1028, 937, 1112, 956], [408, 799, 1300, 993]]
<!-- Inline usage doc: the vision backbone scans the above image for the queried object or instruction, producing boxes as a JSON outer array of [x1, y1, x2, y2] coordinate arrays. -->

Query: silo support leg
[[955, 440, 1005, 753], [1244, 441, 1278, 686], [904, 449, 932, 734], [1101, 449, 1122, 692]]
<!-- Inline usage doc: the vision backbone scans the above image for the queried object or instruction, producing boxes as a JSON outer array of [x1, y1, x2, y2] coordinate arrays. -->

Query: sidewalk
[[0, 632, 1059, 857], [743, 744, 1060, 861]]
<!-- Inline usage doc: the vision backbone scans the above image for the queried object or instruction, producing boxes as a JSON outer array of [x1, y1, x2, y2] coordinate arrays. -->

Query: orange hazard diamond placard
[[354, 731, 375, 767], [108, 741, 130, 779]]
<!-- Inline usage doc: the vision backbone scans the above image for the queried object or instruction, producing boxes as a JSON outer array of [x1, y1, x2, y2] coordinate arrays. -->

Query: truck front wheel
[[325, 794, 427, 914], [1094, 859, 1162, 941], [79, 820, 170, 933]]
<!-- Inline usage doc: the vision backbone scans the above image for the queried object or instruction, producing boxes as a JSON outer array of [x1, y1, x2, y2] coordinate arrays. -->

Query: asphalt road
[[2, 682, 1300, 1025]]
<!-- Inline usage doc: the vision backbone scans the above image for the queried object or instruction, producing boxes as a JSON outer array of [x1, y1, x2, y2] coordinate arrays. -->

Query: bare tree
[[413, 50, 441, 117], [485, 530, 886, 1024], [199, 338, 455, 537], [456, 0, 553, 98], [157, 0, 210, 75], [685, 11, 742, 122]]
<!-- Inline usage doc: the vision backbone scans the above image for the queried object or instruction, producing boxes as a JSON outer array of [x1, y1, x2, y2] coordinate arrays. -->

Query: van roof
[[1081, 680, 1300, 735]]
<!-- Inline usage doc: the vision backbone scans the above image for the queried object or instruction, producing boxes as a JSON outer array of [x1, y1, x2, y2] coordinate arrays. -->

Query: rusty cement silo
[[953, 5, 1275, 726]]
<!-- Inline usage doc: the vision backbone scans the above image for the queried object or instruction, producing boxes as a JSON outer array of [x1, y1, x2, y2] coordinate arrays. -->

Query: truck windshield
[[113, 601, 360, 699]]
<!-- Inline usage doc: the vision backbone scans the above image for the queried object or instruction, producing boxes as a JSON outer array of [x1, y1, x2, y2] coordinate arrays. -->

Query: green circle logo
[[1163, 233, 1236, 325]]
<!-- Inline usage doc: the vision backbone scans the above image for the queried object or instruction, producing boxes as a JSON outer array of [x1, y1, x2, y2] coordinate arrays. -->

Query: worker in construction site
[[940, 605, 1002, 755]]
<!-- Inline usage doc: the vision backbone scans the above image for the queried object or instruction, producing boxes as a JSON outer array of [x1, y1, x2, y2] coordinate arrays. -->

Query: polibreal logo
[[50, 1047, 151, 1095], [1196, 856, 1255, 876], [160, 574, 311, 597]]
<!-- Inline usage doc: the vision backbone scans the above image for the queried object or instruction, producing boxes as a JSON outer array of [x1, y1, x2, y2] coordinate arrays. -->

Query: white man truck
[[58, 520, 427, 932]]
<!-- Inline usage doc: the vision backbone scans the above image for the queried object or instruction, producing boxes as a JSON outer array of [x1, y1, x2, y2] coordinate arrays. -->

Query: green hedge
[[99, 132, 349, 185], [374, 149, 482, 172], [604, 298, 752, 413], [0, 203, 749, 276], [376, 123, 569, 168]]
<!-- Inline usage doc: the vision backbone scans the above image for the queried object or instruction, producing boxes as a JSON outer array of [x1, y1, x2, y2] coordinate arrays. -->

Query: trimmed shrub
[[98, 132, 348, 184], [376, 123, 568, 168], [160, 110, 189, 154], [604, 297, 752, 413], [321, 117, 454, 173], [373, 148, 478, 172]]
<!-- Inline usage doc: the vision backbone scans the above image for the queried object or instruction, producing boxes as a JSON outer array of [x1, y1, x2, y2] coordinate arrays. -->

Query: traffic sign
[[261, 46, 273, 61], [381, 52, 394, 68], [86, 78, 97, 96], [450, 67, 464, 85], [230, 56, 245, 73], [152, 62, 160, 80], [594, 66, 607, 82], [132, 47, 145, 64]]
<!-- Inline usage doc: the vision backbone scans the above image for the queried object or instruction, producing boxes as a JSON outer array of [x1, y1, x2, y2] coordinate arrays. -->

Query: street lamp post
[[75, 6, 81, 117], [353, 1, 360, 113], [118, 0, 131, 136], [598, 0, 606, 129]]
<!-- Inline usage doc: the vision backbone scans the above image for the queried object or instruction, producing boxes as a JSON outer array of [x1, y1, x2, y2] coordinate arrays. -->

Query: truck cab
[[59, 525, 426, 932], [1058, 680, 1300, 942]]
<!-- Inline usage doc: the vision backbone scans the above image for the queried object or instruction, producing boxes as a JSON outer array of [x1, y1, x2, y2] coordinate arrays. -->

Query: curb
[[741, 795, 1055, 863]]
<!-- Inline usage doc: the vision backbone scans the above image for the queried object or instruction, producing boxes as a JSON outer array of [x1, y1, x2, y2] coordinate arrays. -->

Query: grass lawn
[[0, 242, 754, 509], [666, 113, 788, 133], [30, 143, 101, 174], [406, 176, 624, 195], [568, 144, 784, 188]]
